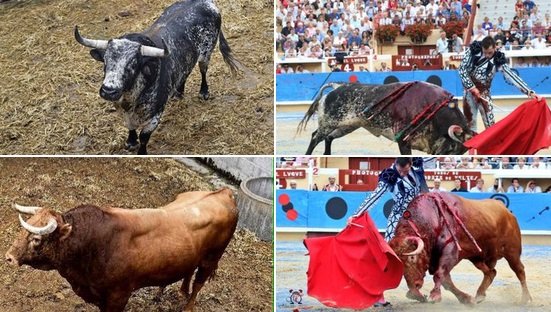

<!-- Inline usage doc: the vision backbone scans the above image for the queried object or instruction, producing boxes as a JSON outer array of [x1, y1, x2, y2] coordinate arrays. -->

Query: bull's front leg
[[125, 130, 139, 151], [102, 290, 132, 312], [137, 115, 161, 155], [429, 244, 461, 303], [442, 273, 474, 305], [397, 139, 412, 154]]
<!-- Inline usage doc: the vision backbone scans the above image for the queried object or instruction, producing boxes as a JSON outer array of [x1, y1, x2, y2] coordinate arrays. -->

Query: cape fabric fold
[[304, 214, 403, 309], [464, 99, 551, 154]]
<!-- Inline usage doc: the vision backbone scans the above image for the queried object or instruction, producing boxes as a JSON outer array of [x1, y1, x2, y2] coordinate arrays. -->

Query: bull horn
[[140, 39, 169, 58], [13, 204, 41, 215], [18, 214, 58, 235], [448, 125, 464, 143], [403, 236, 425, 256], [74, 25, 108, 50]]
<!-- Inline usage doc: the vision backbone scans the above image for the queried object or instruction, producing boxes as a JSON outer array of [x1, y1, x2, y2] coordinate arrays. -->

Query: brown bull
[[5, 188, 238, 312], [389, 192, 531, 305]]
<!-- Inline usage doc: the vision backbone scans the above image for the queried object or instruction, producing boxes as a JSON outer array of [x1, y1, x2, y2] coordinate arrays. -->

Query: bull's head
[[390, 236, 429, 302], [74, 26, 168, 101], [5, 204, 72, 270], [431, 104, 474, 155]]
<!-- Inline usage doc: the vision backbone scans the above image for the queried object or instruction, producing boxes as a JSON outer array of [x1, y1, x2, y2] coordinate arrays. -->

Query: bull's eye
[[30, 235, 42, 246]]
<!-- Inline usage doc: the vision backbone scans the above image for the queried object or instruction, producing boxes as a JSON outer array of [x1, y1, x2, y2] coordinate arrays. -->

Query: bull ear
[[90, 49, 105, 62], [59, 223, 72, 241]]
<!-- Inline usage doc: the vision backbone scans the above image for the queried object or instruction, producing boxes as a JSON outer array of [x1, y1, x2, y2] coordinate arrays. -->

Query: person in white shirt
[[425, 0, 439, 16], [469, 178, 485, 192], [430, 178, 447, 192], [529, 157, 547, 170], [531, 33, 547, 49], [525, 180, 542, 193], [436, 31, 449, 54], [323, 177, 342, 192], [513, 157, 529, 170]]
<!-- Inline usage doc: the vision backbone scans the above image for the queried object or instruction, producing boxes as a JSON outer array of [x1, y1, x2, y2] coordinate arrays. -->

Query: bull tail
[[218, 30, 239, 75], [296, 83, 341, 135]]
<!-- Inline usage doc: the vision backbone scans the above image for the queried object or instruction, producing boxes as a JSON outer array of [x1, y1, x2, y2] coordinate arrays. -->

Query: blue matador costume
[[352, 158, 429, 241], [458, 41, 535, 132]]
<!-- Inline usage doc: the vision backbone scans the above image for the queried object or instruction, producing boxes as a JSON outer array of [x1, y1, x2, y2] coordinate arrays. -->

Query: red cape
[[304, 214, 404, 309], [464, 99, 551, 154]]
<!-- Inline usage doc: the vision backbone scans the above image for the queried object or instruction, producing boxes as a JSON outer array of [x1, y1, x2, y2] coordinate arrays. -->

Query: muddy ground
[[0, 0, 273, 155], [276, 240, 551, 312], [0, 158, 273, 311], [276, 102, 551, 155]]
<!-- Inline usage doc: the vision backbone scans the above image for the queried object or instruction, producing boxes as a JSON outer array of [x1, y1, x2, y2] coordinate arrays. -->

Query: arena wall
[[276, 190, 551, 234]]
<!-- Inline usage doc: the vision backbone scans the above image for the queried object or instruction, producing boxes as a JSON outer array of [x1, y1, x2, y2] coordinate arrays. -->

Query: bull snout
[[5, 252, 19, 266], [100, 85, 122, 101]]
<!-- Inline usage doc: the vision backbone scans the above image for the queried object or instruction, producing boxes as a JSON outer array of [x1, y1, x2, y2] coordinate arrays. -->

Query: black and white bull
[[75, 0, 239, 154], [298, 82, 474, 155]]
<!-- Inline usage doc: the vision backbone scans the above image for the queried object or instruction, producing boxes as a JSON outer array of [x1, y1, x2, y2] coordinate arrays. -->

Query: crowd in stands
[[430, 177, 551, 193], [433, 156, 550, 170], [276, 0, 551, 72]]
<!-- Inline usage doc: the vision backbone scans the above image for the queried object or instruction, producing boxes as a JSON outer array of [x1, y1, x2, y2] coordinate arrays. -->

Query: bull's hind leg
[[505, 255, 532, 304], [470, 258, 497, 303], [324, 138, 333, 155], [183, 263, 218, 312], [180, 271, 194, 299], [154, 286, 166, 302], [305, 130, 323, 155], [324, 126, 359, 155], [198, 49, 214, 100]]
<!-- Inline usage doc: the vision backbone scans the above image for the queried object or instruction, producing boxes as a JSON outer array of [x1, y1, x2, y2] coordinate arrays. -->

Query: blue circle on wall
[[384, 76, 399, 84], [326, 197, 348, 220], [490, 194, 510, 208], [426, 75, 442, 87], [383, 199, 395, 219]]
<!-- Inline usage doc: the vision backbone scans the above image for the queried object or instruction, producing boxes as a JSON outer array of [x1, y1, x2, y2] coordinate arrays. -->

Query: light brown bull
[[5, 188, 238, 312]]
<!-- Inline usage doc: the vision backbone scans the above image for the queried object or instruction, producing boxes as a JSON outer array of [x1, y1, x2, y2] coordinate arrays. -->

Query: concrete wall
[[204, 158, 274, 241], [205, 157, 272, 182], [237, 177, 273, 241]]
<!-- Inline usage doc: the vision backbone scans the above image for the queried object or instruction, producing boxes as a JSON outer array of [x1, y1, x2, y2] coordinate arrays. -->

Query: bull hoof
[[520, 293, 532, 305], [178, 289, 190, 300], [459, 295, 475, 306], [124, 142, 139, 151], [475, 294, 486, 303], [429, 292, 442, 303], [406, 290, 427, 302], [199, 92, 209, 100]]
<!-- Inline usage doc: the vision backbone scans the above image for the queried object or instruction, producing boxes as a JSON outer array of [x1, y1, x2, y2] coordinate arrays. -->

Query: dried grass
[[0, 0, 274, 155]]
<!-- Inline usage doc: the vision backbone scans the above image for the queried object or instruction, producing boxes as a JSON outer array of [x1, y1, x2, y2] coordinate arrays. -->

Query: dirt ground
[[276, 102, 551, 155], [0, 0, 273, 155], [0, 158, 273, 311], [275, 240, 551, 312]]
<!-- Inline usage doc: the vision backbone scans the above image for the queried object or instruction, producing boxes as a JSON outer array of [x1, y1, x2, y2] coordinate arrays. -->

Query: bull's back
[[103, 189, 237, 287], [457, 196, 522, 255], [146, 0, 220, 46]]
